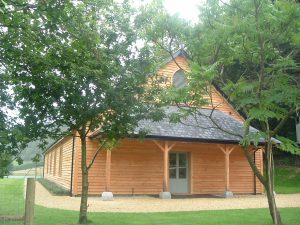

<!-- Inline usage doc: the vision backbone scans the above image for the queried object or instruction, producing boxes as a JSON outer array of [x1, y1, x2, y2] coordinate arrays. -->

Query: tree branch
[[270, 108, 297, 137], [87, 139, 107, 170]]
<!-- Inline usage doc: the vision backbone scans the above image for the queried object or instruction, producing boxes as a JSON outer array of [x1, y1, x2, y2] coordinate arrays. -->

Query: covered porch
[[99, 139, 263, 200]]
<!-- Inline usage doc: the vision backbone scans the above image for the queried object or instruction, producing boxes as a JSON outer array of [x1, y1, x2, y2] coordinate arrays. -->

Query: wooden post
[[224, 151, 230, 192], [24, 178, 35, 225], [217, 144, 235, 194], [163, 144, 169, 192], [153, 140, 176, 193], [105, 150, 111, 192]]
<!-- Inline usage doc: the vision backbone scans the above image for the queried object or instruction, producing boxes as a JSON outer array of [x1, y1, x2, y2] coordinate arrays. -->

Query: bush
[[38, 178, 70, 196]]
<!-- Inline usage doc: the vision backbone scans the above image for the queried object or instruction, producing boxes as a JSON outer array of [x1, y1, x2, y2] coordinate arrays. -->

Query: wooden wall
[[72, 137, 106, 195], [156, 55, 244, 122], [72, 138, 263, 195], [43, 136, 73, 190]]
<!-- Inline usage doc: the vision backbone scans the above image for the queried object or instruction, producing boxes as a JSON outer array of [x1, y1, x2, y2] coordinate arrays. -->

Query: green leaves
[[276, 136, 300, 156]]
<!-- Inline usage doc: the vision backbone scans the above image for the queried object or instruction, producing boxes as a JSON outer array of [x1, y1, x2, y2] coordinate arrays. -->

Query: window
[[172, 70, 187, 88]]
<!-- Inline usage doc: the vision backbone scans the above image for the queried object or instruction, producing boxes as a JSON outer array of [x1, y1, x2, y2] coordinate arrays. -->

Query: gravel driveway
[[35, 182, 300, 212]]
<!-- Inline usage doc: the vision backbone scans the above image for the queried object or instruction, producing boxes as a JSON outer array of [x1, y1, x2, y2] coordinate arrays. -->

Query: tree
[[140, 1, 300, 225], [0, 68, 30, 177], [1, 0, 162, 223]]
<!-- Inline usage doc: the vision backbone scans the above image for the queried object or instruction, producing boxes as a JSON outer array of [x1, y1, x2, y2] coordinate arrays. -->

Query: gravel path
[[35, 182, 300, 212]]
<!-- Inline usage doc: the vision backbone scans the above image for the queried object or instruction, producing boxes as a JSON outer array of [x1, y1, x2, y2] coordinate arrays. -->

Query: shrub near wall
[[38, 179, 70, 196]]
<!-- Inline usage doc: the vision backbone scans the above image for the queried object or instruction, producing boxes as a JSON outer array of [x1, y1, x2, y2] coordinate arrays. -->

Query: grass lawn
[[1, 178, 300, 225], [35, 206, 300, 225], [0, 179, 24, 225], [275, 166, 300, 194]]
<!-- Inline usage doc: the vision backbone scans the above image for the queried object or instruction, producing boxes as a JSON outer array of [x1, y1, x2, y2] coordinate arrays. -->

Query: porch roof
[[134, 106, 262, 144]]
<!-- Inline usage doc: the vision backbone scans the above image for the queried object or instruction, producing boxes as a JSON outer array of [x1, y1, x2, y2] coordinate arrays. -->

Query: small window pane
[[169, 153, 176, 166], [179, 168, 187, 179], [179, 153, 187, 167], [169, 168, 176, 178]]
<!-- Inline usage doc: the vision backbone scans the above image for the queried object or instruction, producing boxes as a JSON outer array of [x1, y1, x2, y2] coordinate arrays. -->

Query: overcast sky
[[134, 0, 206, 23], [163, 0, 205, 23]]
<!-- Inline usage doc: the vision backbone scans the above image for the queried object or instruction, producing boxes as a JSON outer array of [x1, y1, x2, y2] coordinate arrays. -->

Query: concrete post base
[[224, 191, 234, 198], [101, 192, 113, 201], [159, 192, 171, 199]]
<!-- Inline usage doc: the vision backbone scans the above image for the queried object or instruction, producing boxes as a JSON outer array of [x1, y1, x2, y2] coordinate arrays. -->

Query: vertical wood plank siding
[[157, 56, 244, 121], [71, 139, 263, 195], [43, 137, 73, 190]]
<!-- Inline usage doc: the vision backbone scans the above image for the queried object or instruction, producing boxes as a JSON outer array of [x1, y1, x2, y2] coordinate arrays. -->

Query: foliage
[[38, 178, 70, 196], [0, 79, 30, 178], [1, 0, 164, 223], [141, 1, 300, 225]]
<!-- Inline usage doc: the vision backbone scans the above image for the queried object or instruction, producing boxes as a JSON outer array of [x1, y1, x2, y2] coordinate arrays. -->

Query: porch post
[[163, 142, 169, 192], [102, 150, 113, 201], [218, 144, 235, 198], [224, 150, 230, 193], [153, 140, 175, 199], [105, 150, 111, 192]]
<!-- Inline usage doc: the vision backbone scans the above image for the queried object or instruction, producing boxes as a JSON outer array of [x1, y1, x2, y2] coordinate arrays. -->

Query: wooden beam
[[153, 140, 165, 152], [105, 150, 111, 192], [218, 145, 235, 192], [163, 149, 169, 191], [153, 140, 176, 192], [224, 151, 230, 192]]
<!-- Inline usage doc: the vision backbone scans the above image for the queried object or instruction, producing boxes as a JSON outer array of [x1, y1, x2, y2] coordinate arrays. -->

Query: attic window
[[172, 70, 187, 88]]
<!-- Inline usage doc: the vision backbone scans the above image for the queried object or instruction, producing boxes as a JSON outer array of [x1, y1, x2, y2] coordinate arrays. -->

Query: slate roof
[[134, 106, 259, 144]]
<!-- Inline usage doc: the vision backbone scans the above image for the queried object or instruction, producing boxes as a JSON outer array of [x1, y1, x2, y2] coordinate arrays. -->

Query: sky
[[134, 0, 206, 23], [163, 0, 205, 23]]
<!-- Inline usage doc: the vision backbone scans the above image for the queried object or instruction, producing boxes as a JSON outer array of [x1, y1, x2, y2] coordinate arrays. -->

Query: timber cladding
[[71, 138, 263, 195], [43, 136, 73, 190], [157, 55, 244, 122]]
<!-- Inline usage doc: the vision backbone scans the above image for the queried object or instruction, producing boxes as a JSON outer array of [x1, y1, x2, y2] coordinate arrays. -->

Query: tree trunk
[[265, 142, 283, 225], [79, 128, 89, 224], [241, 143, 283, 225]]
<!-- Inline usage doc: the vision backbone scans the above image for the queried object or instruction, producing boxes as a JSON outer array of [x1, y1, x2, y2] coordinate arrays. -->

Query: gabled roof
[[134, 106, 274, 144], [163, 48, 190, 65]]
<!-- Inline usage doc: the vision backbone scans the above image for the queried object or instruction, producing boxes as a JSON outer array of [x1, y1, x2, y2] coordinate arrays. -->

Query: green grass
[[0, 179, 24, 225], [275, 166, 300, 194], [33, 206, 300, 225], [2, 177, 300, 225], [0, 179, 24, 215], [37, 178, 70, 196]]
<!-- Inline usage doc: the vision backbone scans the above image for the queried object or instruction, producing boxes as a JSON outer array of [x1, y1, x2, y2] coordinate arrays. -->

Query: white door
[[169, 152, 189, 193]]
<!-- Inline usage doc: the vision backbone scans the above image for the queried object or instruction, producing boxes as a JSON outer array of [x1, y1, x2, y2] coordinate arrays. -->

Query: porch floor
[[35, 182, 300, 212]]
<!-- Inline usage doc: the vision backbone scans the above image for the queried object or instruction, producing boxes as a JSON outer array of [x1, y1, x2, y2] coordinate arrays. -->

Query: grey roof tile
[[135, 106, 257, 143]]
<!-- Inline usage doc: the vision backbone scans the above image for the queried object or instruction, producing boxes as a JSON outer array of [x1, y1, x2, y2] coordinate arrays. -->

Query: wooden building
[[43, 49, 263, 199]]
